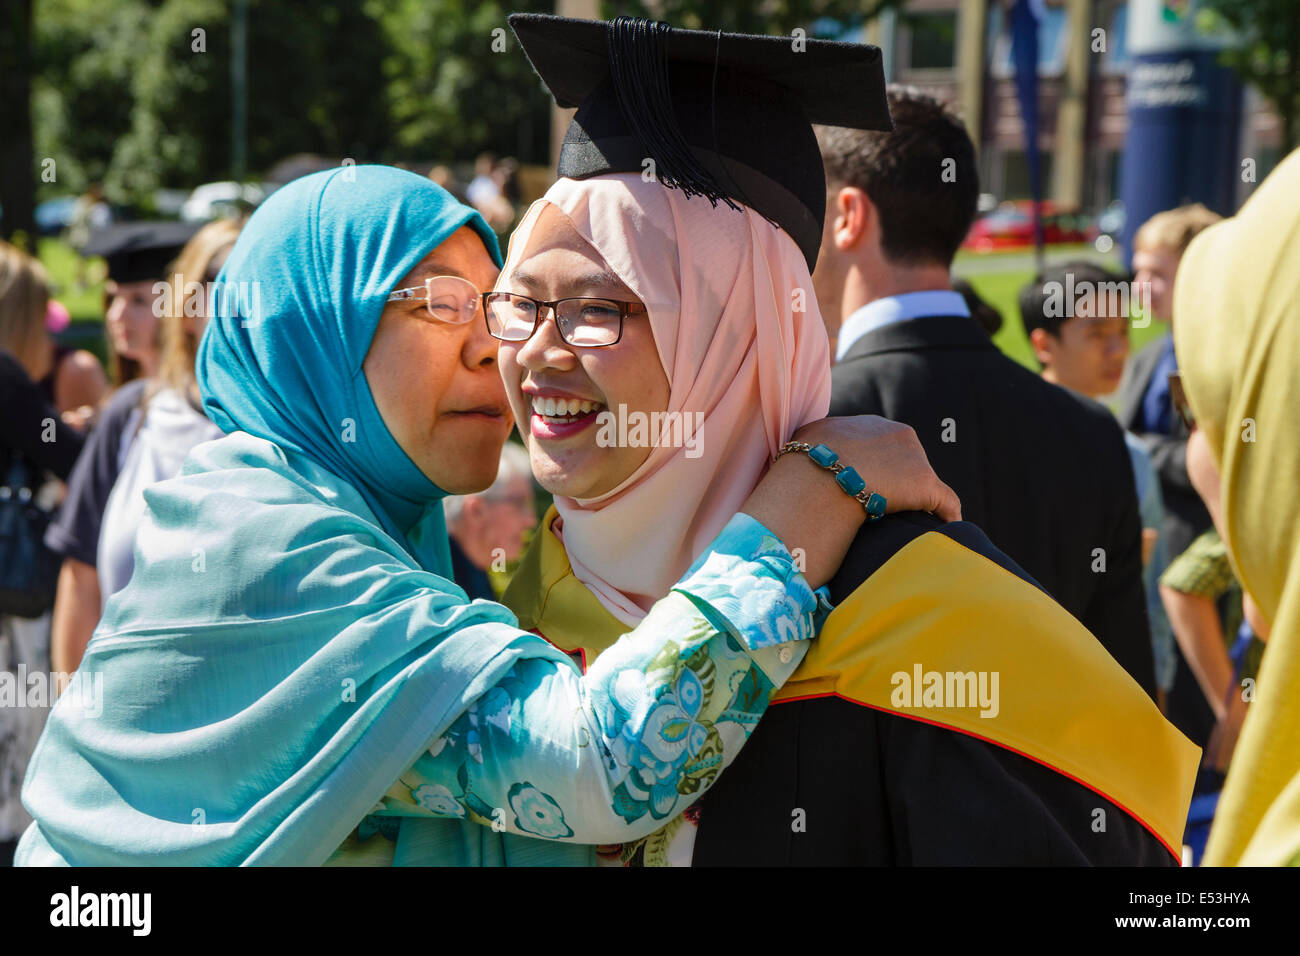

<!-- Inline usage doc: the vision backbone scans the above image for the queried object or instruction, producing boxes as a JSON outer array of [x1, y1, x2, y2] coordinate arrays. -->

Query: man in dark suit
[[812, 88, 1155, 698]]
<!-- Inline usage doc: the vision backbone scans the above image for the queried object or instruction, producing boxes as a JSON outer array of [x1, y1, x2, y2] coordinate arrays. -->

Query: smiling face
[[497, 204, 670, 500], [362, 225, 513, 495]]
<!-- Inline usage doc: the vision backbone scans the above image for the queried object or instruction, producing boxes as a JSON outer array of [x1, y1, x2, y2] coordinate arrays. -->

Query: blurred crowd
[[429, 152, 525, 234]]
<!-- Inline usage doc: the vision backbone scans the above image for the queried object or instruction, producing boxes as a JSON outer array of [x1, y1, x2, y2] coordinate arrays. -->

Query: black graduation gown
[[691, 513, 1179, 866]]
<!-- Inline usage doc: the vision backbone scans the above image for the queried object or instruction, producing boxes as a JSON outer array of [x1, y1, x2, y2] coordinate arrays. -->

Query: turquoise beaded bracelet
[[774, 441, 887, 521]]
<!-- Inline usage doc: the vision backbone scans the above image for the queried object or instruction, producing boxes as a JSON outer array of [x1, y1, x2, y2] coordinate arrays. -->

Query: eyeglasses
[[1168, 372, 1195, 431], [387, 275, 484, 325], [482, 292, 647, 348]]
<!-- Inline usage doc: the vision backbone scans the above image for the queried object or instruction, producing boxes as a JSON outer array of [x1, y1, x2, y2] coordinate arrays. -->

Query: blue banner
[[1119, 0, 1242, 262], [1010, 0, 1044, 258]]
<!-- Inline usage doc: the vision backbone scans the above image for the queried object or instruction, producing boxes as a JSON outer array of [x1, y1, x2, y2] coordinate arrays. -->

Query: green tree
[[24, 0, 908, 218], [1200, 0, 1300, 151], [30, 0, 148, 203], [376, 0, 554, 164], [113, 0, 394, 198], [33, 0, 395, 206], [109, 0, 231, 200]]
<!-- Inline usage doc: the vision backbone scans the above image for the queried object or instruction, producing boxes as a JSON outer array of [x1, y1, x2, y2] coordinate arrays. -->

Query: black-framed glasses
[[482, 292, 647, 348], [387, 275, 483, 325]]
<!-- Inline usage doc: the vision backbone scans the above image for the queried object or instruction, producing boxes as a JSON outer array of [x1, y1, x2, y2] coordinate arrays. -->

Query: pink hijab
[[502, 174, 831, 624]]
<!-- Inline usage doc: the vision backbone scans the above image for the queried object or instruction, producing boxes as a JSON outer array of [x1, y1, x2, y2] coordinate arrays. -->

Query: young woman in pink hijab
[[493, 170, 1199, 866], [466, 13, 1195, 867]]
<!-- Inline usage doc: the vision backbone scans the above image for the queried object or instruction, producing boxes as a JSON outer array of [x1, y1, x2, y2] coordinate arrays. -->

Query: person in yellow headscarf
[[1176, 147, 1300, 867]]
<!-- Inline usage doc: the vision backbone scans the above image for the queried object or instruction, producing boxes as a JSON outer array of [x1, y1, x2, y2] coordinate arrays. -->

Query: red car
[[963, 201, 1096, 252]]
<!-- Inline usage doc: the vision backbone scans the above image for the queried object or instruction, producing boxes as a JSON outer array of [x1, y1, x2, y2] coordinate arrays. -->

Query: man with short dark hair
[[813, 89, 979, 358], [816, 88, 1156, 698], [1019, 260, 1131, 399]]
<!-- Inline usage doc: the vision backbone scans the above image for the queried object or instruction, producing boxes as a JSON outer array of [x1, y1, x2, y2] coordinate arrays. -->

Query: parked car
[[962, 200, 1096, 252], [180, 181, 266, 222], [8, 196, 132, 237], [34, 196, 80, 236]]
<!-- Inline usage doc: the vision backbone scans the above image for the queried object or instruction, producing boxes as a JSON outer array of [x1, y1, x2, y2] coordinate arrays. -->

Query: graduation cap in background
[[81, 221, 202, 285], [509, 13, 892, 271]]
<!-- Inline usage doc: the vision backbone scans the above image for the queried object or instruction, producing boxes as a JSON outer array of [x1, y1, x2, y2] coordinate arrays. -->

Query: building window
[[904, 10, 958, 71], [997, 148, 1058, 201]]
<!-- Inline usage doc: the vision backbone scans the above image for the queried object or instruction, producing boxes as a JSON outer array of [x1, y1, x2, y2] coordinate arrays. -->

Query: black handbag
[[0, 455, 60, 619]]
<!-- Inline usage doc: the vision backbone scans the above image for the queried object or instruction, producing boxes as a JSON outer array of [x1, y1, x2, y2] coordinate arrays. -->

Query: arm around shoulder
[[371, 512, 823, 845]]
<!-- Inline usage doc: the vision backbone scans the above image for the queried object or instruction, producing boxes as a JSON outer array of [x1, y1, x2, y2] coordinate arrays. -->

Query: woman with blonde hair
[[0, 241, 105, 422], [0, 244, 58, 389], [151, 218, 244, 408], [47, 219, 242, 679]]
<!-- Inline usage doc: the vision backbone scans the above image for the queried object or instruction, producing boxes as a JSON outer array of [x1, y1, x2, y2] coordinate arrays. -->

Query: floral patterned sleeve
[[369, 512, 829, 844]]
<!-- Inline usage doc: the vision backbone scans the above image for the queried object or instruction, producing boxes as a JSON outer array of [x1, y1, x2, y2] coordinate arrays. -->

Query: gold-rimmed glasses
[[387, 275, 484, 325]]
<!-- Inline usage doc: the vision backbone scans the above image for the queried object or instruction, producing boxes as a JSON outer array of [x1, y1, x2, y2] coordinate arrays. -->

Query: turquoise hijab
[[17, 165, 591, 865], [198, 164, 498, 569]]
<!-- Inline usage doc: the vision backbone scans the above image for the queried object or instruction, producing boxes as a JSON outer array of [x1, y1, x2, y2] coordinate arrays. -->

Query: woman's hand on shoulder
[[742, 415, 959, 589], [792, 415, 960, 522]]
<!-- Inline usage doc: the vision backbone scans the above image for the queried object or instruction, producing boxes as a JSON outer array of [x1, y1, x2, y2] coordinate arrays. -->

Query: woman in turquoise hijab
[[15, 165, 952, 866]]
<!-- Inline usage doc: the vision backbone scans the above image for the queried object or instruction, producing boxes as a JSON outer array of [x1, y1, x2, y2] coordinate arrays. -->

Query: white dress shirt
[[835, 289, 971, 362]]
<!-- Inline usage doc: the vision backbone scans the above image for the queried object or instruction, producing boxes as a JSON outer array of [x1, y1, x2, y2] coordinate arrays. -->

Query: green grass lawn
[[36, 237, 111, 364], [37, 237, 107, 324]]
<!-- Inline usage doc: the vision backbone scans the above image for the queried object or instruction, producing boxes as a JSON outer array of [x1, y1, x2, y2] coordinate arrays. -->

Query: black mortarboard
[[510, 13, 892, 271], [81, 221, 202, 284]]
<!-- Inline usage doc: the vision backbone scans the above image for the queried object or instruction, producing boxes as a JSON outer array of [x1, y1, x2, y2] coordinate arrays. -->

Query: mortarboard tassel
[[605, 17, 741, 212]]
